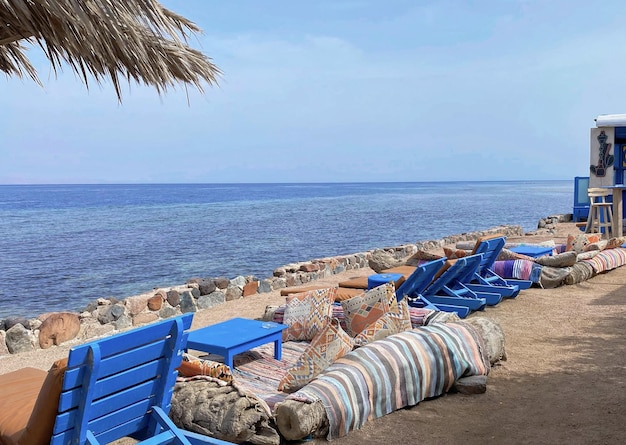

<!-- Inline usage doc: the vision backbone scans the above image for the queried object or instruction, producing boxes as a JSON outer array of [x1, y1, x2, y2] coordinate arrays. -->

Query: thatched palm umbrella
[[0, 0, 220, 99]]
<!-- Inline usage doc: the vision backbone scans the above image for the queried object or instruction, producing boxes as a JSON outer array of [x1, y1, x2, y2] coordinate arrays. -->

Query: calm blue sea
[[0, 181, 572, 319]]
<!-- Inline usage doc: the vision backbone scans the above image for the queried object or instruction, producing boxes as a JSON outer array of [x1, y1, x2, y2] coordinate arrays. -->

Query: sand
[[2, 222, 625, 444]]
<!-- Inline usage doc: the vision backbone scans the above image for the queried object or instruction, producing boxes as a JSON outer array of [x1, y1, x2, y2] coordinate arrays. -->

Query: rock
[[179, 291, 197, 313], [97, 303, 126, 324], [300, 263, 319, 272], [190, 287, 201, 298], [147, 295, 164, 311], [159, 306, 179, 319], [132, 312, 159, 326], [368, 250, 404, 273], [114, 314, 133, 330], [78, 319, 115, 340], [125, 295, 148, 316], [4, 317, 30, 330], [453, 375, 488, 394], [198, 279, 217, 296], [167, 289, 180, 307], [225, 285, 243, 301], [464, 317, 507, 364], [5, 323, 35, 354], [197, 291, 225, 310], [230, 276, 246, 287], [0, 330, 9, 355], [243, 281, 259, 297], [213, 277, 230, 289], [258, 279, 273, 293], [38, 312, 81, 349]]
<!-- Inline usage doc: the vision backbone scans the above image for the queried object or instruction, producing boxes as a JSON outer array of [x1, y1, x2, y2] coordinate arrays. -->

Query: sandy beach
[[1, 222, 625, 444]]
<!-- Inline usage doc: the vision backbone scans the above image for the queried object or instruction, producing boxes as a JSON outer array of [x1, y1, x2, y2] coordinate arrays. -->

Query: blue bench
[[0, 314, 234, 445]]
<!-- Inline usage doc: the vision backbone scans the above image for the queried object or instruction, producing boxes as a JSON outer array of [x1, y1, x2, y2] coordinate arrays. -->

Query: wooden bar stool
[[585, 188, 613, 238]]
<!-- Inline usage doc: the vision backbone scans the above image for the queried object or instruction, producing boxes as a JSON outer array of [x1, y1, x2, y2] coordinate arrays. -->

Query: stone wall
[[0, 224, 524, 356]]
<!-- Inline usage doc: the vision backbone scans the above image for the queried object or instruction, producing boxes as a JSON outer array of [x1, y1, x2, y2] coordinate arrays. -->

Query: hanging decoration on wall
[[590, 130, 614, 177]]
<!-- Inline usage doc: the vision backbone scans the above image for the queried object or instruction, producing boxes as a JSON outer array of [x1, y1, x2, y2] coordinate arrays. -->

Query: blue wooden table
[[509, 245, 553, 258], [186, 318, 288, 369]]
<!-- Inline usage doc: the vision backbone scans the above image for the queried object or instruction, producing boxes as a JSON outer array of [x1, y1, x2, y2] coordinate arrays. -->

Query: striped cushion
[[278, 319, 353, 393], [340, 283, 396, 337], [283, 288, 336, 341]]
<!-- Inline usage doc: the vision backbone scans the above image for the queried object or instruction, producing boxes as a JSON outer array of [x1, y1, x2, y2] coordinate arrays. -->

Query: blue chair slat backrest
[[423, 255, 475, 296], [50, 314, 197, 445], [471, 235, 505, 273], [395, 258, 446, 301]]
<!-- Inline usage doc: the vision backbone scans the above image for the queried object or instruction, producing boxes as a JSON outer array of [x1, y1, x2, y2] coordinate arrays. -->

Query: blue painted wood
[[49, 313, 232, 445], [186, 318, 287, 369], [573, 176, 590, 222], [470, 236, 530, 295], [367, 273, 404, 290], [422, 255, 488, 311], [397, 258, 474, 317]]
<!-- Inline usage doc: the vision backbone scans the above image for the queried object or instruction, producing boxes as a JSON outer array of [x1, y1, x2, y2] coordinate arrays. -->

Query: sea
[[0, 181, 573, 319]]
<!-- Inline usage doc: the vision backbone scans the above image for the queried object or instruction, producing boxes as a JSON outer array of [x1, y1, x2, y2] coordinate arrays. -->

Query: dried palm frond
[[0, 0, 221, 100]]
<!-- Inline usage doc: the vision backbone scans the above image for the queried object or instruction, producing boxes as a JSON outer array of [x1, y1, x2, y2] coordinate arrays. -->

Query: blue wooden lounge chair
[[421, 254, 493, 312], [471, 234, 532, 294], [52, 313, 232, 445], [396, 258, 471, 318], [0, 313, 233, 445]]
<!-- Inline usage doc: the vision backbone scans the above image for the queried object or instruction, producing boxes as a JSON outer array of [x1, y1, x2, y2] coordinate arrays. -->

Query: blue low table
[[367, 273, 404, 290], [508, 245, 554, 258], [186, 317, 288, 369]]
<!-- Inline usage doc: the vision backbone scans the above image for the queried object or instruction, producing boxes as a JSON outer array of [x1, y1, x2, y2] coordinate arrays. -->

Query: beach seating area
[[1, 227, 625, 444]]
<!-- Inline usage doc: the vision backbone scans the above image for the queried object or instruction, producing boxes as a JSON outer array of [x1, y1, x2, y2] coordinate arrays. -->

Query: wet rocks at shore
[[0, 224, 525, 357]]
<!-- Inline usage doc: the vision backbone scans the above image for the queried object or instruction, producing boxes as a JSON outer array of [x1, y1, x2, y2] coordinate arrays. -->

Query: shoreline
[[0, 222, 535, 366]]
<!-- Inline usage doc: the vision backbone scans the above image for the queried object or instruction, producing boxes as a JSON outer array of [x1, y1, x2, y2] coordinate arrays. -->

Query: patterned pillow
[[353, 299, 412, 347], [606, 236, 626, 249], [283, 287, 336, 341], [340, 282, 396, 337], [178, 353, 233, 382], [277, 318, 353, 393], [443, 247, 470, 259], [566, 234, 601, 253]]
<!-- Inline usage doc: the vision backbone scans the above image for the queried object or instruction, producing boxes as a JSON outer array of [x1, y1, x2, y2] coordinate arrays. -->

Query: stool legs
[[586, 202, 613, 238]]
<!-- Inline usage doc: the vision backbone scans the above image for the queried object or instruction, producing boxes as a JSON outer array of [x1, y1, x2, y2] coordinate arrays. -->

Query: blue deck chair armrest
[[183, 430, 237, 445]]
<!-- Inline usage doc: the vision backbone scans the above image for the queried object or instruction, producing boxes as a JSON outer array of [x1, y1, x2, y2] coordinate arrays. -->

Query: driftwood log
[[274, 317, 506, 441], [170, 377, 280, 445]]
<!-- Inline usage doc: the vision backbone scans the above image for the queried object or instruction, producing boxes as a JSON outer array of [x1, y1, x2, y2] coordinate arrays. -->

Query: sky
[[2, 0, 626, 184]]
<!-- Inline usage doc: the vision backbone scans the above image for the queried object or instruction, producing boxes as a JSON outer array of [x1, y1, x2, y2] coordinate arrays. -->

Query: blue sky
[[1, 0, 625, 184]]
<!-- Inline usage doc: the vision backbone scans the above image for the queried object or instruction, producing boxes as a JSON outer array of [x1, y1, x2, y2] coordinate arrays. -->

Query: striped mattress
[[287, 322, 490, 439]]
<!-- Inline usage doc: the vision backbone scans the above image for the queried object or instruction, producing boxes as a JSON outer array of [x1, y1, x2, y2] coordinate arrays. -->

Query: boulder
[[159, 306, 179, 319], [368, 250, 404, 273], [5, 323, 35, 354], [167, 289, 181, 307], [197, 291, 225, 310], [126, 295, 148, 315], [213, 277, 230, 289], [38, 312, 81, 349], [453, 375, 488, 394], [464, 317, 507, 364], [179, 290, 198, 313], [198, 280, 217, 296], [0, 330, 9, 355], [243, 281, 259, 297], [147, 295, 164, 311], [225, 285, 243, 301], [132, 312, 159, 326]]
